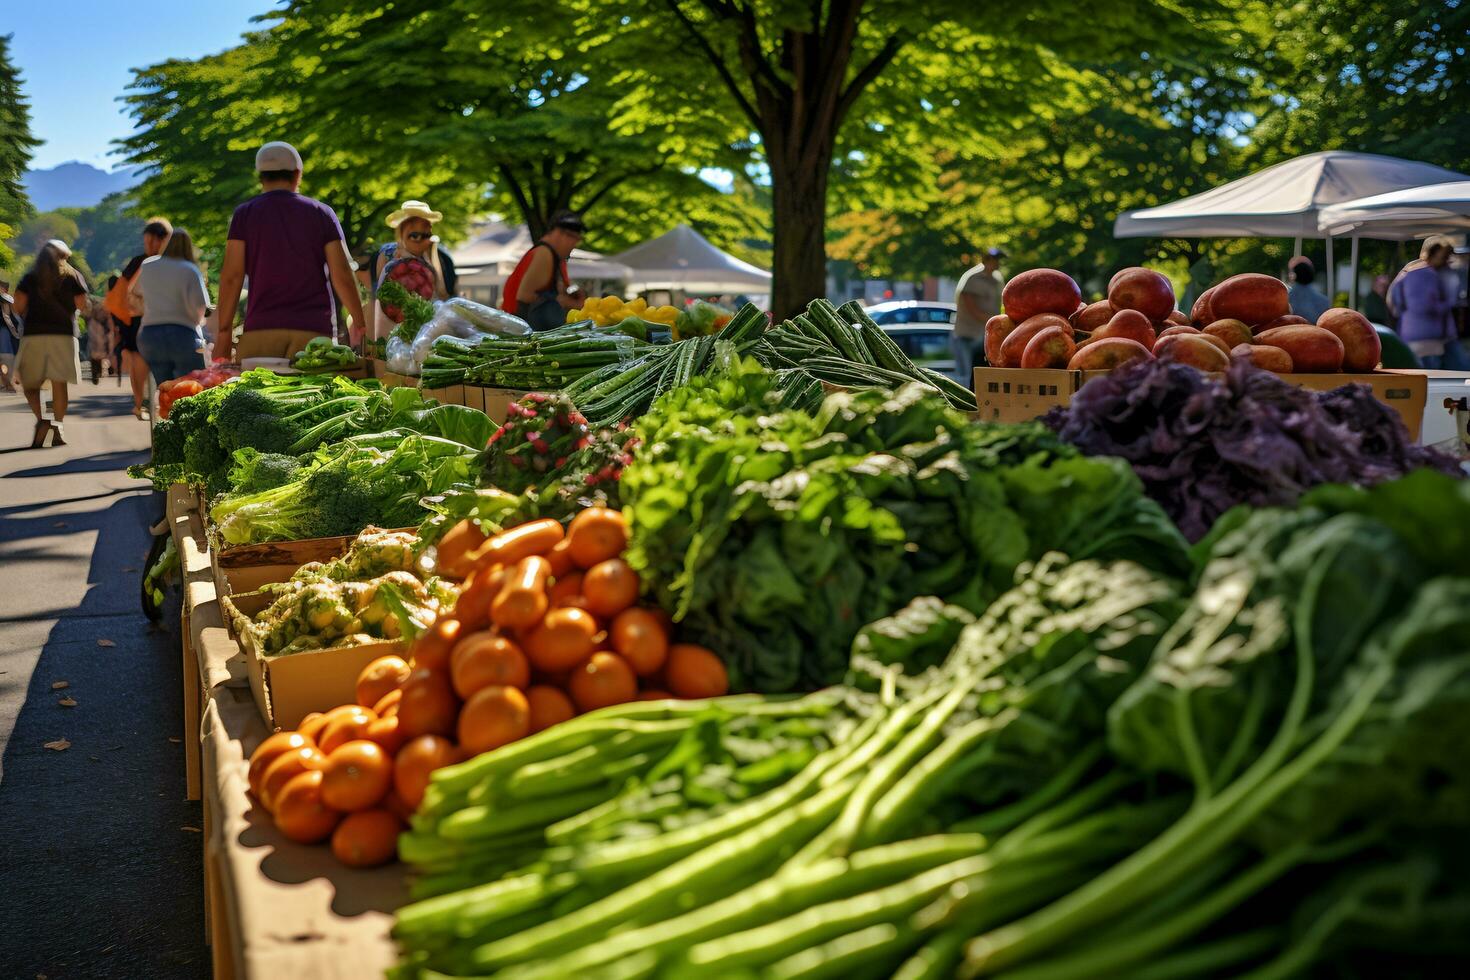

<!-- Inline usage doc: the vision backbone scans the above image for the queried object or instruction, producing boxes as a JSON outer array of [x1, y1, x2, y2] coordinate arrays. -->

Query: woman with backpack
[[11, 240, 90, 448]]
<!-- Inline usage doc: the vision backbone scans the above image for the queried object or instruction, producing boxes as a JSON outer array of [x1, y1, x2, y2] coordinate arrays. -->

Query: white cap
[[255, 141, 304, 172], [45, 238, 72, 258]]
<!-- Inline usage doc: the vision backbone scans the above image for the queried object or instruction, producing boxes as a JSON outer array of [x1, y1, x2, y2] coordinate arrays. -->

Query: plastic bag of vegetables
[[436, 297, 529, 337], [377, 256, 436, 323]]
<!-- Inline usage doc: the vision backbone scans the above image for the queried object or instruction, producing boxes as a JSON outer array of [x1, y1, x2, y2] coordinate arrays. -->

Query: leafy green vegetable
[[623, 359, 1187, 692]]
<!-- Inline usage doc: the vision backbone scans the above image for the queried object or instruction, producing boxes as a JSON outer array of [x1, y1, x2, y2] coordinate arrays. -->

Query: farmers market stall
[[450, 220, 634, 308], [139, 264, 1470, 978], [608, 223, 773, 300]]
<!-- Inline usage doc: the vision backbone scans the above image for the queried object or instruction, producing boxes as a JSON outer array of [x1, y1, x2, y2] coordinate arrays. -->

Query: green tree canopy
[[0, 33, 40, 268]]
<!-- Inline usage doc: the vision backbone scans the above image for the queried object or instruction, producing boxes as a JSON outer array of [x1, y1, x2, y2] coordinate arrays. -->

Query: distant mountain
[[21, 163, 143, 211]]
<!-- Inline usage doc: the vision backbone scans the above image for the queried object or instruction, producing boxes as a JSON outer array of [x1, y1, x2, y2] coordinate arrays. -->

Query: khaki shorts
[[15, 335, 80, 387], [237, 329, 329, 361]]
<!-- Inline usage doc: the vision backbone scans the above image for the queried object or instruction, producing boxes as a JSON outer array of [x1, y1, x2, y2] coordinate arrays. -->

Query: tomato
[[331, 808, 402, 868], [450, 632, 530, 699], [548, 571, 585, 607], [396, 668, 460, 739], [248, 731, 314, 798], [273, 770, 342, 844], [301, 704, 373, 745], [457, 686, 531, 756], [523, 607, 598, 673], [372, 688, 403, 718], [364, 715, 407, 755], [566, 508, 627, 569], [610, 607, 670, 676], [393, 735, 459, 810], [320, 740, 394, 812], [318, 709, 378, 755], [410, 618, 463, 672], [356, 655, 410, 708], [526, 685, 576, 732], [581, 559, 640, 618], [259, 745, 327, 813], [665, 644, 730, 699], [569, 652, 638, 713]]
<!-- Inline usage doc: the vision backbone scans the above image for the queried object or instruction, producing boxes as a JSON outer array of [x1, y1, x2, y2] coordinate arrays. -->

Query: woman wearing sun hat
[[366, 200, 457, 339]]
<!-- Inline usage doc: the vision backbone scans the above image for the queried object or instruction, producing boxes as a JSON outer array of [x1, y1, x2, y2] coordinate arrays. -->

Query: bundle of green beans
[[564, 304, 769, 428], [391, 555, 1181, 978], [755, 299, 978, 412], [418, 325, 648, 391]]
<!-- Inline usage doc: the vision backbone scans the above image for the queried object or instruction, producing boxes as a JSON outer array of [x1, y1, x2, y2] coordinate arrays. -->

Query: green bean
[[891, 928, 968, 980], [438, 785, 616, 841], [765, 921, 918, 980]]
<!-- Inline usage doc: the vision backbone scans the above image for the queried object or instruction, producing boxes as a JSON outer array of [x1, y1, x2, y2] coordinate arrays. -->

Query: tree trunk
[[769, 152, 831, 320]]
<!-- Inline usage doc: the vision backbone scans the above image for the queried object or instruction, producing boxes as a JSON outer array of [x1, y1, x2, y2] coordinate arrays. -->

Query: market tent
[[608, 224, 772, 296], [450, 221, 633, 305], [1319, 180, 1470, 239], [1115, 151, 1470, 304]]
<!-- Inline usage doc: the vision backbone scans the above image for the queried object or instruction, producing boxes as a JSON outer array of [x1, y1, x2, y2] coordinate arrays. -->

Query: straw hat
[[387, 201, 443, 227], [45, 238, 72, 258]]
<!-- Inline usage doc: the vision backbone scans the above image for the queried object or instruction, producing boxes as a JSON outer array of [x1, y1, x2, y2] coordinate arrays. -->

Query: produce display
[[756, 298, 979, 411], [621, 359, 1185, 691], [156, 364, 238, 419], [246, 508, 726, 868], [417, 323, 648, 391], [237, 530, 456, 655], [290, 336, 360, 372], [565, 294, 680, 332], [985, 266, 1391, 376], [672, 299, 734, 340], [1044, 357, 1462, 541], [392, 469, 1470, 977]]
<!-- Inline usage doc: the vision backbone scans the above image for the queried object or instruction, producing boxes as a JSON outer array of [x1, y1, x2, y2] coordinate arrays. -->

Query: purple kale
[[1043, 357, 1463, 541]]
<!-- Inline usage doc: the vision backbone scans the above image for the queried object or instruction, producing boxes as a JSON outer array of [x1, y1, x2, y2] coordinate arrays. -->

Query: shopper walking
[[214, 141, 366, 362], [85, 297, 112, 383], [953, 246, 1005, 376], [11, 240, 89, 448], [365, 200, 457, 341], [503, 210, 585, 331], [1285, 256, 1332, 324], [129, 227, 210, 383], [0, 280, 21, 392], [1390, 236, 1467, 370], [107, 217, 172, 418], [1362, 273, 1393, 328]]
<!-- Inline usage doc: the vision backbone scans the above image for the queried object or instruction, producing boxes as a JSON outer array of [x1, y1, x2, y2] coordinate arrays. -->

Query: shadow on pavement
[[0, 491, 209, 979], [4, 448, 150, 479]]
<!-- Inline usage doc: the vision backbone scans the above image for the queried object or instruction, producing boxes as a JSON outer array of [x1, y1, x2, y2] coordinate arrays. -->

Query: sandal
[[30, 419, 51, 448], [48, 423, 67, 447]]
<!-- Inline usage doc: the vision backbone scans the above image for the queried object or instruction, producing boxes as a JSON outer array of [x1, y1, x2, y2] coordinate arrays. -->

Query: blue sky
[[8, 1, 268, 170]]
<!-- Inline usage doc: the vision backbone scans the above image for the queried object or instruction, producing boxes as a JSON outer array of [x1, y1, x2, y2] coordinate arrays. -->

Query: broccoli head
[[183, 428, 232, 497], [228, 448, 304, 494], [212, 387, 311, 456]]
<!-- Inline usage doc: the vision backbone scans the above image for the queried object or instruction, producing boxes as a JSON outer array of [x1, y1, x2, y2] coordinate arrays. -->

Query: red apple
[[1315, 308, 1382, 372], [1210, 274, 1290, 326], [1020, 325, 1077, 369], [1108, 267, 1176, 322], [1070, 300, 1115, 333], [1231, 343, 1295, 374], [1153, 333, 1230, 372], [1002, 269, 1082, 323], [997, 313, 1073, 367], [1202, 318, 1253, 352], [1159, 324, 1202, 338], [1092, 309, 1157, 347], [1190, 286, 1216, 327], [1165, 310, 1189, 326], [983, 314, 1017, 367], [1254, 325, 1345, 373], [1070, 337, 1153, 371]]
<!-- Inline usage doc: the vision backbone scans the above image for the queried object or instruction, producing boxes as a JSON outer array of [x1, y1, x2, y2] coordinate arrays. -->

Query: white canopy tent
[[1115, 151, 1469, 306], [450, 221, 633, 306], [608, 224, 772, 297], [1319, 181, 1470, 240]]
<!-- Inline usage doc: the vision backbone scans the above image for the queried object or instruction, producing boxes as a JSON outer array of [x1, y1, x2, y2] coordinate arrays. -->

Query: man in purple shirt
[[214, 142, 365, 361]]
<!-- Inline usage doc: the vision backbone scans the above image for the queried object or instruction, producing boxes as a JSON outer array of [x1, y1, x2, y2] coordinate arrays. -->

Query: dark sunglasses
[[406, 232, 433, 242]]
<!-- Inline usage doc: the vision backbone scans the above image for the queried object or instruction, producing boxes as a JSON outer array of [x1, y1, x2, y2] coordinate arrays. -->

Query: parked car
[[861, 302, 963, 383]]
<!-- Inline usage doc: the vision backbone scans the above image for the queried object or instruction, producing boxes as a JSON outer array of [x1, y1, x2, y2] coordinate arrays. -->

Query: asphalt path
[[0, 379, 208, 978]]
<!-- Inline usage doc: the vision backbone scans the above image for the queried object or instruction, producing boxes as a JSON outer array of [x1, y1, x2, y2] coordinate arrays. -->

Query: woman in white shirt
[[130, 228, 210, 383]]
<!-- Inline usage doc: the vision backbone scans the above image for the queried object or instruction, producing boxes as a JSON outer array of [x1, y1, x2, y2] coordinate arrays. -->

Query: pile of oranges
[[245, 507, 729, 868]]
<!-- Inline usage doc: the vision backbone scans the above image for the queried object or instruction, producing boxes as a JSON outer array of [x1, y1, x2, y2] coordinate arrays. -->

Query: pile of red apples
[[984, 267, 1382, 375]]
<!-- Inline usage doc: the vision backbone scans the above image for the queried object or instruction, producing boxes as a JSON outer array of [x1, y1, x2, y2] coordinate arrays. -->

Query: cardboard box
[[222, 589, 407, 731], [980, 366, 1429, 436], [972, 367, 1077, 423], [211, 532, 365, 602], [476, 386, 533, 425], [376, 368, 417, 389]]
